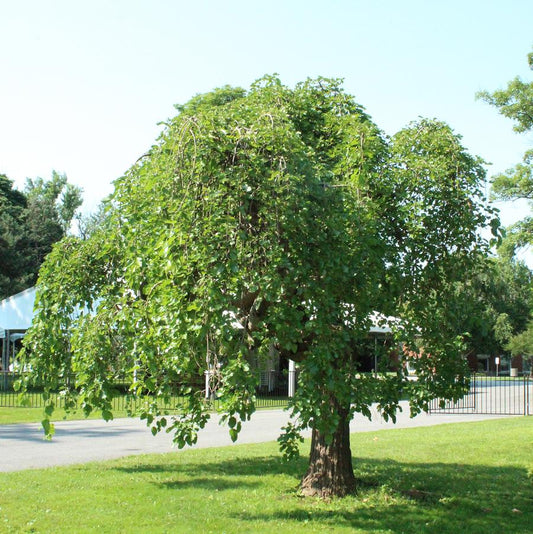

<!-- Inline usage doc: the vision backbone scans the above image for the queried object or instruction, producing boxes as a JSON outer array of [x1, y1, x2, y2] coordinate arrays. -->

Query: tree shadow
[[116, 454, 306, 478], [115, 454, 307, 492], [115, 454, 532, 533], [238, 457, 532, 533]]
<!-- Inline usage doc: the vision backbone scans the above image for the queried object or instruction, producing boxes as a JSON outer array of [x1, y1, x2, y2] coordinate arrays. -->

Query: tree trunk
[[300, 406, 356, 498]]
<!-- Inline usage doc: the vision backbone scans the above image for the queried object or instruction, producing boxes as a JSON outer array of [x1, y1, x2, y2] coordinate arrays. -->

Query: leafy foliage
[[0, 172, 83, 300], [446, 256, 532, 358], [0, 175, 28, 298], [506, 320, 533, 371], [477, 48, 533, 254], [20, 77, 497, 491]]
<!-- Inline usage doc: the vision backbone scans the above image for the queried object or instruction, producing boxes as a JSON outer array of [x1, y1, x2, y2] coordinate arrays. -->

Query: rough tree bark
[[300, 405, 356, 498]]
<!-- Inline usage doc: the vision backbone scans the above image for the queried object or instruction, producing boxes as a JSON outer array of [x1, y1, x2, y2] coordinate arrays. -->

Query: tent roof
[[0, 287, 36, 335], [368, 311, 397, 334]]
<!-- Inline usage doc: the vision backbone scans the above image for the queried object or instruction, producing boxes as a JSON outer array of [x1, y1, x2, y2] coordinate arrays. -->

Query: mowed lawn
[[0, 418, 531, 533]]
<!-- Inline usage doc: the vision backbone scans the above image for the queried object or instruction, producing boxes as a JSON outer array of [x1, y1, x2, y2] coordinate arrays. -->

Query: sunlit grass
[[0, 418, 531, 533], [0, 398, 289, 425], [0, 406, 130, 425]]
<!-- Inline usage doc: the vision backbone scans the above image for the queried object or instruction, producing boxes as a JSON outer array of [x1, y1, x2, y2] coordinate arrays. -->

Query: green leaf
[[41, 419, 55, 439]]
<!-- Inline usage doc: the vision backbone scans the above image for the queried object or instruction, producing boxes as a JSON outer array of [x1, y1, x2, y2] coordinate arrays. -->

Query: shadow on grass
[[116, 453, 532, 533], [116, 454, 307, 487]]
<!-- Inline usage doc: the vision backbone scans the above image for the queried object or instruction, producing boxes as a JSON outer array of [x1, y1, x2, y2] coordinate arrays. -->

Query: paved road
[[0, 402, 509, 472]]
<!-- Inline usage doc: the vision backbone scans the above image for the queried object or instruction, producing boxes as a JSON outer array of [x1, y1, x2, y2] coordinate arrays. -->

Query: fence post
[[472, 372, 476, 413], [288, 359, 296, 398], [204, 370, 211, 400], [527, 374, 530, 416]]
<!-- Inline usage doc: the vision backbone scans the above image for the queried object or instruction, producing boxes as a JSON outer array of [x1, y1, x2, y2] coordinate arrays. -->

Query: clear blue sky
[[1, 1, 532, 246]]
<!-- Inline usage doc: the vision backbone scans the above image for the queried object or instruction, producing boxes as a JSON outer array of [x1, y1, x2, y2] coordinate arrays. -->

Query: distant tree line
[[0, 171, 82, 300], [478, 48, 533, 365]]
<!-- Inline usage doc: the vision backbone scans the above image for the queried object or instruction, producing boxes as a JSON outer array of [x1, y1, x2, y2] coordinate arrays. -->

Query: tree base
[[300, 470, 357, 498], [300, 409, 356, 498]]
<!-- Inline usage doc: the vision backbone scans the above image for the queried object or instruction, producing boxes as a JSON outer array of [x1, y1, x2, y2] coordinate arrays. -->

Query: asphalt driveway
[[0, 403, 508, 472]]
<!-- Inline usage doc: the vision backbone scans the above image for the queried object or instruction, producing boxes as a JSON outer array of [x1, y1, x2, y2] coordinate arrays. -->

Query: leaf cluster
[[19, 76, 496, 450], [478, 48, 533, 253], [0, 171, 82, 299]]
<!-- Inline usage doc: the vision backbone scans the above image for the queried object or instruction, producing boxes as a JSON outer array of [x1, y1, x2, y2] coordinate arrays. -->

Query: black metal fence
[[4, 371, 530, 416], [429, 373, 531, 416], [0, 371, 292, 412]]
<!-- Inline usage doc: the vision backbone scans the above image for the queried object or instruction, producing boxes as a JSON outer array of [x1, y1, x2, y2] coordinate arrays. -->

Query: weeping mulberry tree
[[20, 77, 498, 497]]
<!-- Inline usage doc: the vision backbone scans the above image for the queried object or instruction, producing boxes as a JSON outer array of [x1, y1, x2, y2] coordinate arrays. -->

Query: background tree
[[0, 174, 28, 298], [76, 201, 111, 240], [0, 171, 83, 299], [20, 78, 497, 497], [446, 255, 532, 363], [506, 321, 533, 374], [477, 49, 533, 255]]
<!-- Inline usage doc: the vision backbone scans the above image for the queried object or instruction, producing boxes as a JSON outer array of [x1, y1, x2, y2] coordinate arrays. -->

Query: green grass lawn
[[0, 399, 289, 425], [0, 417, 532, 533], [0, 406, 131, 425], [0, 390, 189, 422]]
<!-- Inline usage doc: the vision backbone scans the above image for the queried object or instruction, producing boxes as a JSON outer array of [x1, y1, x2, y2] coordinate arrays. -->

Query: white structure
[[0, 287, 36, 370], [367, 311, 396, 336], [0, 286, 400, 396]]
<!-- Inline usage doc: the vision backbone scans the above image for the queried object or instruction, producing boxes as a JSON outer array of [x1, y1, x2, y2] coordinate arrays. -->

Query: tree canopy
[[20, 77, 498, 497], [0, 174, 28, 298], [506, 320, 533, 372], [448, 255, 532, 359], [0, 171, 82, 299], [477, 48, 533, 255]]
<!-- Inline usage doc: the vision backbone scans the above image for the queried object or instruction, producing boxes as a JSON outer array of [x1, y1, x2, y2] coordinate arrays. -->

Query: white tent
[[0, 287, 36, 370], [0, 286, 36, 333]]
